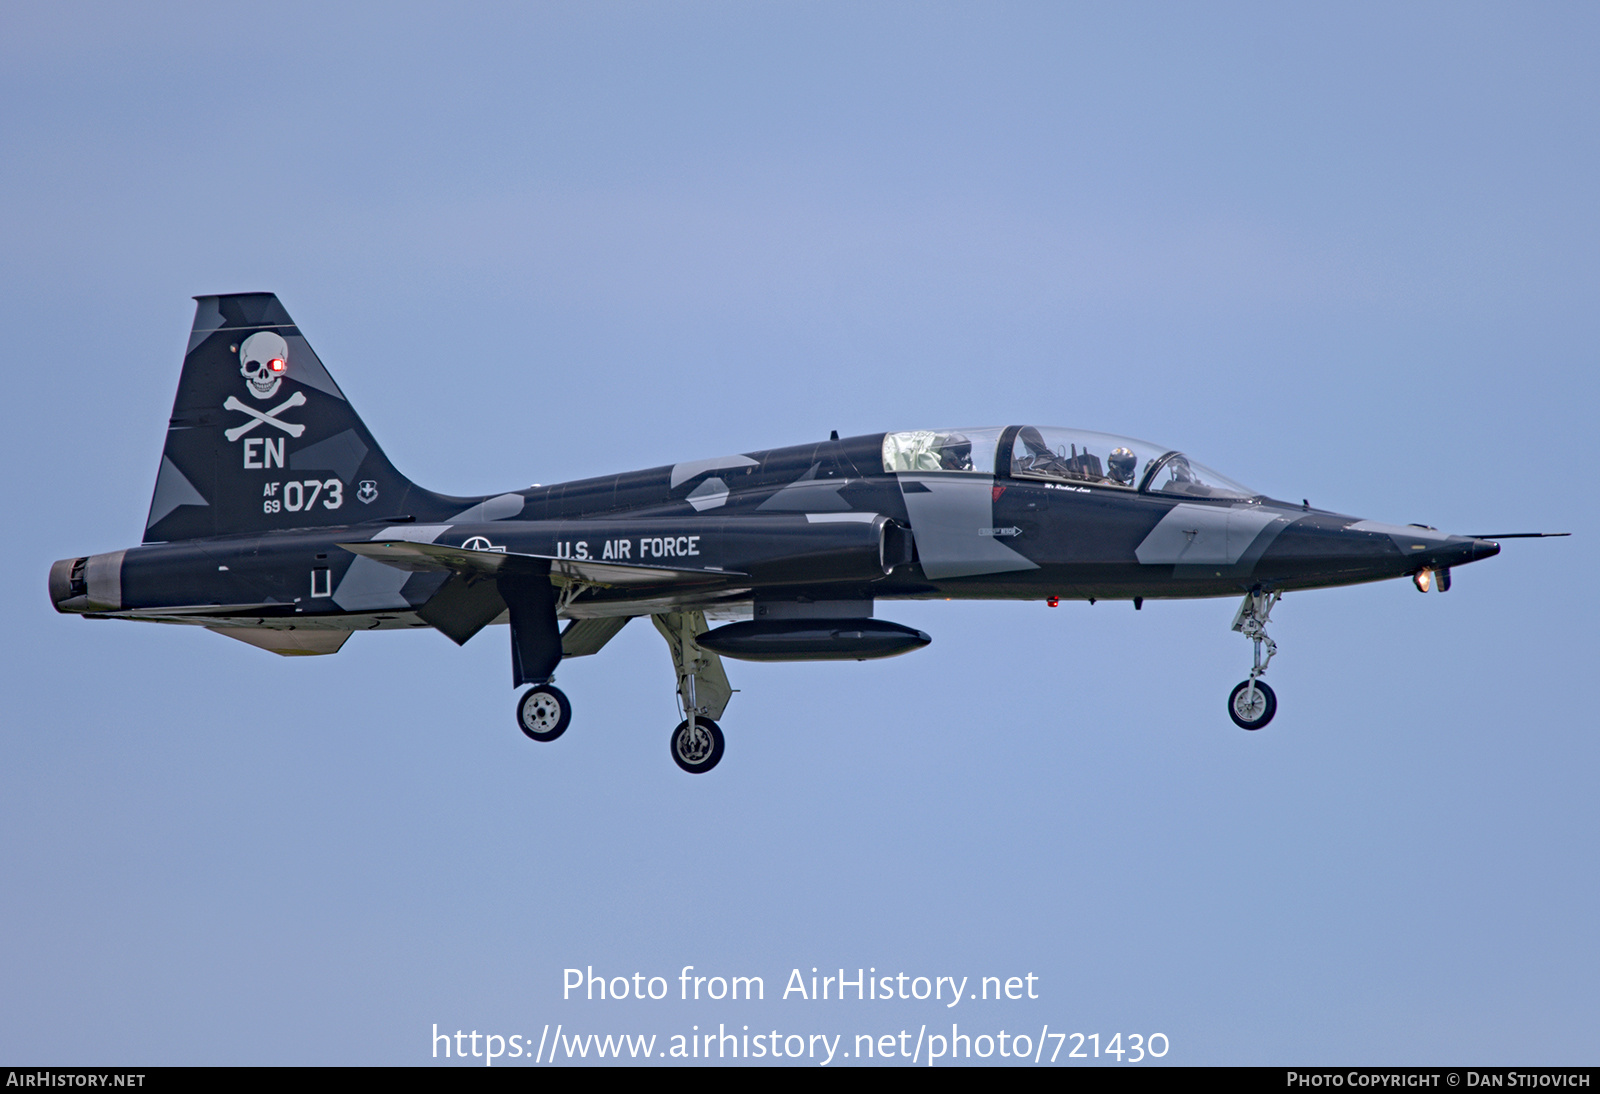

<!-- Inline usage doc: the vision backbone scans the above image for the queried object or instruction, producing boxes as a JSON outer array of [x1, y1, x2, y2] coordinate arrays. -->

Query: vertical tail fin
[[145, 293, 447, 542]]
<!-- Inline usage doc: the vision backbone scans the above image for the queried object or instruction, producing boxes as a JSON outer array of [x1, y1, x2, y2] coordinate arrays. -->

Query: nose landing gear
[[1228, 678, 1277, 730], [1229, 589, 1280, 730]]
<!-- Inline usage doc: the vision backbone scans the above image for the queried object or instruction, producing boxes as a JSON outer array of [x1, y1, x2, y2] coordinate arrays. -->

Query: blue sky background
[[1, 2, 1595, 1066]]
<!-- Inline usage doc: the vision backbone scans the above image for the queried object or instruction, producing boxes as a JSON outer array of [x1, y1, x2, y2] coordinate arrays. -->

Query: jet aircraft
[[51, 293, 1539, 773]]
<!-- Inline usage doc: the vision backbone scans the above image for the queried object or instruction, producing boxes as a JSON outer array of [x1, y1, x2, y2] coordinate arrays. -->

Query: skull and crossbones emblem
[[238, 332, 288, 400], [225, 331, 306, 442]]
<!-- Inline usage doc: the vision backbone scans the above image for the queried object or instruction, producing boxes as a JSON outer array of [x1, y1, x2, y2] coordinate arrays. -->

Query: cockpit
[[882, 426, 1258, 500]]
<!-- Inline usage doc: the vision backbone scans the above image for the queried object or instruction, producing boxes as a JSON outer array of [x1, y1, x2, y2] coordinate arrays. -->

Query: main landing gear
[[652, 610, 733, 775], [1228, 588, 1280, 730], [513, 676, 728, 773], [664, 635, 725, 775], [517, 683, 572, 742], [513, 611, 734, 774], [671, 717, 725, 774]]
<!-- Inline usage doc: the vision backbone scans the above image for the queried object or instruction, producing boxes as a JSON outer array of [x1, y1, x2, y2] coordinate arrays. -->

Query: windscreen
[[1144, 454, 1258, 500]]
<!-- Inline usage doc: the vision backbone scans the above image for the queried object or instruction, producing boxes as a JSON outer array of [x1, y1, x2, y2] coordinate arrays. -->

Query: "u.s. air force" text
[[554, 536, 701, 561]]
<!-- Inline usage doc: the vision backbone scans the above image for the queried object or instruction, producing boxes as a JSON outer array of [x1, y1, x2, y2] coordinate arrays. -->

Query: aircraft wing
[[338, 540, 743, 588]]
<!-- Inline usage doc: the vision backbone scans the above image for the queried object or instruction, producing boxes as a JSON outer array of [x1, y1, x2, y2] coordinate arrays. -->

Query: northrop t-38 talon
[[51, 293, 1551, 772]]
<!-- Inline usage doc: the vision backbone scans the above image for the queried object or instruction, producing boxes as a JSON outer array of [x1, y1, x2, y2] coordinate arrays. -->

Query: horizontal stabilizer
[[207, 627, 352, 656], [339, 540, 742, 588], [83, 602, 298, 623]]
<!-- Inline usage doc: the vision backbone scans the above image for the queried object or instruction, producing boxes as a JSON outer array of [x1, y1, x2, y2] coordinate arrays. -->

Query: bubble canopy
[[881, 426, 1259, 500]]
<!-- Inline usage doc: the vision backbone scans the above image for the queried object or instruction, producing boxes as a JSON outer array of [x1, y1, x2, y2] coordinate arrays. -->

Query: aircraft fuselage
[[48, 293, 1512, 762], [55, 428, 1498, 625]]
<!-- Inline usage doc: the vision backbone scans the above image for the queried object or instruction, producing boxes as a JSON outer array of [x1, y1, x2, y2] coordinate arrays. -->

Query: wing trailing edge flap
[[352, 539, 714, 648], [417, 572, 507, 646], [416, 577, 644, 651], [338, 540, 743, 588]]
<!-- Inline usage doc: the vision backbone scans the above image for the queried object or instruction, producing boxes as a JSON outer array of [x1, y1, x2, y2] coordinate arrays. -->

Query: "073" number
[[264, 479, 344, 514]]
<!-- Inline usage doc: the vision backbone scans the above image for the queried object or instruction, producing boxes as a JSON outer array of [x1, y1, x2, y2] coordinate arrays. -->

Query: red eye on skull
[[238, 332, 290, 400]]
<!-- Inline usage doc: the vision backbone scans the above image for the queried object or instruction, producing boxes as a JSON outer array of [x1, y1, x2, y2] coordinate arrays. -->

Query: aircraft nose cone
[[1431, 535, 1499, 569]]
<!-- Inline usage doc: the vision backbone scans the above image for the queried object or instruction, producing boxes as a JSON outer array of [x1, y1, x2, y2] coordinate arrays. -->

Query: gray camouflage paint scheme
[[51, 293, 1502, 721]]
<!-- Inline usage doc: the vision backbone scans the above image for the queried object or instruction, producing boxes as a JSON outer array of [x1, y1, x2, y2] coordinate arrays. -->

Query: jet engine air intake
[[881, 521, 914, 573]]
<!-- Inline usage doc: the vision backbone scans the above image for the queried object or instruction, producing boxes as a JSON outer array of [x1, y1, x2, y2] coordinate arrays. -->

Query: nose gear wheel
[[1228, 679, 1277, 730]]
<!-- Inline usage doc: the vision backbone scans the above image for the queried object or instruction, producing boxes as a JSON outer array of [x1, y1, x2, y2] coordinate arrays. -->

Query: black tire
[[1228, 679, 1277, 730], [517, 685, 571, 742], [670, 717, 725, 774]]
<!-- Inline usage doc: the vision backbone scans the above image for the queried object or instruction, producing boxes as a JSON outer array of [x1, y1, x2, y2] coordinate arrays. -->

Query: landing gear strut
[[1229, 589, 1280, 730], [652, 611, 733, 774], [669, 632, 724, 774], [517, 683, 571, 742]]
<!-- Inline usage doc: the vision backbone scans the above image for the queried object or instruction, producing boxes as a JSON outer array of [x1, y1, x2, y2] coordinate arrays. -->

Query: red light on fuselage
[[269, 358, 286, 372]]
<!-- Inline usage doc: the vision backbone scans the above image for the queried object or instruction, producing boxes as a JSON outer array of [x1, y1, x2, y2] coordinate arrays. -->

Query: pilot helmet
[[1108, 446, 1137, 484], [940, 433, 973, 470]]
